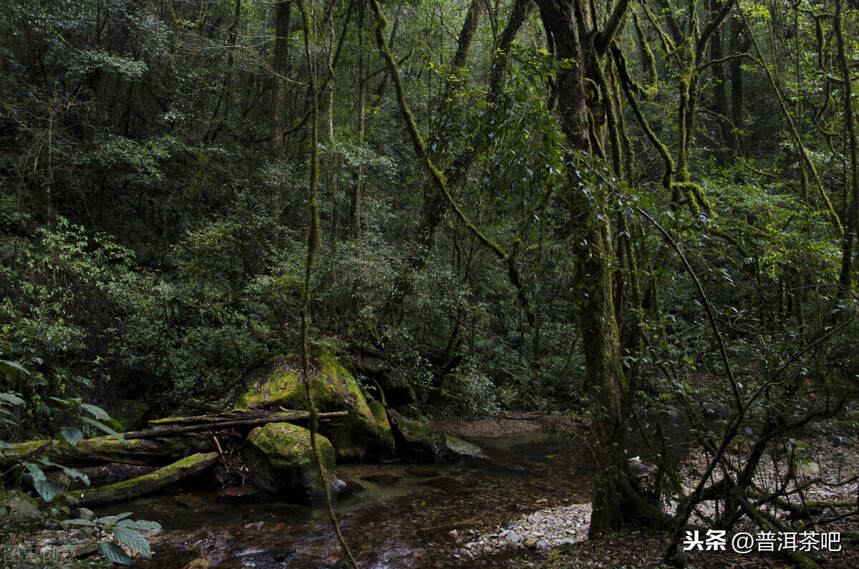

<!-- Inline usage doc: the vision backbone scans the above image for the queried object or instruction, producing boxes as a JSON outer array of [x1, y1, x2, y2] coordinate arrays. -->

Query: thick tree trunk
[[709, 0, 730, 165], [271, 0, 293, 157], [729, 13, 748, 158], [535, 0, 636, 536], [835, 0, 858, 294]]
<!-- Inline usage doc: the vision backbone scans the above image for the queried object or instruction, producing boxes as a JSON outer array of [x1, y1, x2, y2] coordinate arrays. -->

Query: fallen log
[[0, 410, 346, 468], [0, 436, 214, 468], [65, 452, 219, 506], [130, 410, 348, 439]]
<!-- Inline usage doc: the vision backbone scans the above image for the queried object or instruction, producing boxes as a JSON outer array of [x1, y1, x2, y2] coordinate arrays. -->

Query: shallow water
[[122, 430, 595, 569]]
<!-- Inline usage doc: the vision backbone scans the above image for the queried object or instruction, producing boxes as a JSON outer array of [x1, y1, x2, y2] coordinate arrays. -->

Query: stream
[[115, 430, 596, 569]]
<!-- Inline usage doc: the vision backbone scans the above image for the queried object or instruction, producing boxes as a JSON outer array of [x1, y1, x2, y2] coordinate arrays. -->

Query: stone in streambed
[[235, 354, 395, 460], [441, 434, 488, 461], [0, 490, 42, 530], [360, 473, 401, 485], [388, 406, 487, 461], [243, 422, 338, 504]]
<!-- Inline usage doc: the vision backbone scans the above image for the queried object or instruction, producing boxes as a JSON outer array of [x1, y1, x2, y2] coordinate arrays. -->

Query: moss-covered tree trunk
[[535, 0, 639, 536], [271, 0, 292, 157], [835, 0, 858, 295]]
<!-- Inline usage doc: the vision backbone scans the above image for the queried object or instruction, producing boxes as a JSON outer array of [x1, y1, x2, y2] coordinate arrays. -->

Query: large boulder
[[243, 423, 337, 504], [387, 406, 437, 458], [388, 405, 487, 462], [236, 354, 395, 460], [353, 354, 417, 407], [0, 490, 42, 531]]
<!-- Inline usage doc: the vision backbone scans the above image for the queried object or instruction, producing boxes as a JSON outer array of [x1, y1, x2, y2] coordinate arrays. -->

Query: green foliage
[[2, 361, 157, 565]]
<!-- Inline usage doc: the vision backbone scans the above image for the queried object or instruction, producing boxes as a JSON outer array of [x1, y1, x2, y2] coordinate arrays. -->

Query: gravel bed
[[453, 503, 592, 560]]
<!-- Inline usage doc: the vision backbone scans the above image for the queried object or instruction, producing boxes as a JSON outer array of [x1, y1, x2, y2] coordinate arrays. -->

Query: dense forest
[[1, 0, 857, 567]]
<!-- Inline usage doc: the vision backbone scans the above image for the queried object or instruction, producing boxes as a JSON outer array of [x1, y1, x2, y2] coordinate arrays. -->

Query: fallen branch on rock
[[126, 410, 348, 440]]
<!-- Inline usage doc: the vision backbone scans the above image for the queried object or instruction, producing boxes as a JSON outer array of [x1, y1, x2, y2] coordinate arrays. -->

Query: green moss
[[67, 452, 219, 506], [236, 354, 393, 460], [334, 399, 396, 460], [388, 408, 436, 457], [244, 423, 336, 502], [369, 399, 394, 446], [235, 354, 369, 414]]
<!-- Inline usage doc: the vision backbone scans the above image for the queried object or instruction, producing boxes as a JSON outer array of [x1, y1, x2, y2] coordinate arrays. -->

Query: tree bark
[[729, 11, 748, 158], [709, 0, 730, 165], [836, 0, 858, 294], [349, 0, 367, 239], [535, 0, 640, 536], [271, 0, 293, 157]]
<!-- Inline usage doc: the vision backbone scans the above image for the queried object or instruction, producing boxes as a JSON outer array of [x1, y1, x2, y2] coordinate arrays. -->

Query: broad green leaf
[[98, 541, 131, 565], [23, 461, 47, 483], [110, 526, 151, 556], [60, 426, 84, 447], [0, 361, 29, 378], [0, 392, 25, 405], [80, 416, 126, 443], [25, 462, 64, 501], [38, 458, 90, 486], [96, 512, 134, 526], [80, 403, 113, 422], [50, 396, 83, 408], [117, 519, 161, 531]]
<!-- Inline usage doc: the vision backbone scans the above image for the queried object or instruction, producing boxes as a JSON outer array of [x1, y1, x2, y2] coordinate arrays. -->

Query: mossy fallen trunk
[[0, 410, 346, 468], [65, 452, 219, 506], [129, 409, 347, 439], [0, 436, 214, 468]]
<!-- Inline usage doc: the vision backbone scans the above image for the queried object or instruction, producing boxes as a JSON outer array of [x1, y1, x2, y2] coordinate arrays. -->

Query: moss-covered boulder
[[387, 406, 437, 458], [236, 354, 395, 460], [388, 406, 487, 462], [354, 354, 417, 407], [243, 422, 337, 504]]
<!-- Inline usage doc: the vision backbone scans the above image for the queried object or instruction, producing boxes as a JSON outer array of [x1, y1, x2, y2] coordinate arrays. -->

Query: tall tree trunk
[[835, 0, 858, 294], [383, 0, 486, 319], [535, 0, 638, 536], [349, 0, 366, 239], [271, 0, 292, 157], [709, 0, 730, 165], [729, 12, 747, 158], [325, 0, 341, 245]]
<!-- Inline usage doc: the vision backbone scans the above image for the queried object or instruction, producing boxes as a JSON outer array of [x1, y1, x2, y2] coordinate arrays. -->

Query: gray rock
[[0, 490, 42, 529], [70, 507, 95, 521]]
